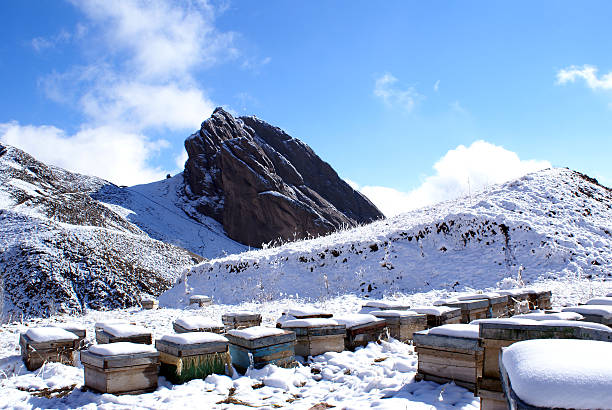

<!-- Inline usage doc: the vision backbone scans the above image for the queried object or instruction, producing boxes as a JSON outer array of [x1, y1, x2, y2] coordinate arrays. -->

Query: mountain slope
[[183, 108, 383, 247], [0, 144, 213, 319], [161, 168, 612, 305]]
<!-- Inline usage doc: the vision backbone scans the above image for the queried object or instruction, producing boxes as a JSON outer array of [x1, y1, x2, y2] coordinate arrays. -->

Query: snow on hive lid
[[189, 294, 211, 300], [281, 318, 339, 328], [497, 289, 530, 296], [370, 310, 421, 317], [25, 327, 78, 343], [227, 326, 286, 340], [501, 339, 612, 409], [88, 342, 157, 356], [562, 305, 612, 319], [470, 318, 539, 326], [427, 324, 479, 339], [363, 300, 410, 309], [333, 314, 384, 329], [410, 306, 458, 316], [160, 332, 227, 345], [95, 319, 129, 330], [537, 320, 612, 332], [457, 292, 501, 300], [283, 307, 331, 317], [224, 311, 259, 317], [433, 298, 460, 306], [47, 322, 86, 331], [585, 297, 612, 306], [102, 324, 150, 337], [513, 312, 584, 321], [175, 316, 223, 330]]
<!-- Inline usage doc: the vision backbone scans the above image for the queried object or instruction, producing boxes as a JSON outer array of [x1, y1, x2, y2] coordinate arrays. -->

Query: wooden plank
[[155, 339, 228, 356], [418, 353, 477, 369], [416, 373, 476, 392], [419, 361, 477, 383], [294, 334, 344, 357], [83, 363, 159, 395], [282, 325, 346, 338], [416, 346, 478, 360], [80, 350, 159, 369], [229, 342, 295, 373], [173, 322, 224, 334], [96, 331, 153, 345], [413, 332, 482, 352]]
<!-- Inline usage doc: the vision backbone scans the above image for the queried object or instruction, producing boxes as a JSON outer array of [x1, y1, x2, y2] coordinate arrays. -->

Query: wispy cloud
[[351, 140, 551, 217], [31, 29, 71, 52], [433, 80, 440, 92], [557, 64, 612, 90], [374, 72, 422, 112]]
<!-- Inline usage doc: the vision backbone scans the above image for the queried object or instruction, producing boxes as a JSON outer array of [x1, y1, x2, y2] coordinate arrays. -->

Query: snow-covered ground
[[162, 168, 612, 307], [1, 277, 610, 409]]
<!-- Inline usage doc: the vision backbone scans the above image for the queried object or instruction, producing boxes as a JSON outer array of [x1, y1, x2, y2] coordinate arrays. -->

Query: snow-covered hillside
[[162, 168, 612, 306], [0, 144, 236, 320]]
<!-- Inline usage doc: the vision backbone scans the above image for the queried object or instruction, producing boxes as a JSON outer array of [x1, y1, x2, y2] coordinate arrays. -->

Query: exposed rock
[[184, 108, 383, 247]]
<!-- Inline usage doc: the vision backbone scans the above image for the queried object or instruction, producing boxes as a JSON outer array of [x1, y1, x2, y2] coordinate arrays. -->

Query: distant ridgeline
[[182, 107, 384, 247]]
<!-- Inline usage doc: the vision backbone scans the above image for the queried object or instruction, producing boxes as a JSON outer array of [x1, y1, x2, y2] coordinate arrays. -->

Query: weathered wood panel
[[344, 321, 388, 351], [173, 322, 224, 334], [229, 341, 296, 373], [155, 339, 228, 357], [96, 331, 153, 345], [226, 330, 296, 349], [83, 363, 159, 395], [19, 334, 75, 371]]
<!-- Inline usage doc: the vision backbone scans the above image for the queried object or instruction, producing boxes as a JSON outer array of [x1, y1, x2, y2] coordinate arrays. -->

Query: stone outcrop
[[184, 108, 383, 247]]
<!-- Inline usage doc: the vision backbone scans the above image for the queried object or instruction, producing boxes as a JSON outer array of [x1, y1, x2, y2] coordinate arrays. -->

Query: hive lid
[[24, 327, 78, 343], [226, 326, 295, 349]]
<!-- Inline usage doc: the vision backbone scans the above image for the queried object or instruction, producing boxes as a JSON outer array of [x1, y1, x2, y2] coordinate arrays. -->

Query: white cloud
[[374, 73, 422, 112], [433, 80, 440, 92], [0, 122, 168, 185], [31, 29, 71, 52], [352, 140, 551, 217], [557, 64, 612, 90]]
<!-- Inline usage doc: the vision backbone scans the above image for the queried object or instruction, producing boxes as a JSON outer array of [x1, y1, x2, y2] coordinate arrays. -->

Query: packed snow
[[562, 305, 612, 319], [427, 324, 480, 339], [24, 327, 78, 343], [470, 317, 538, 326], [280, 318, 340, 328], [174, 316, 223, 330], [283, 307, 332, 317], [101, 324, 150, 338], [411, 306, 458, 316], [227, 326, 287, 340], [501, 339, 612, 409], [371, 310, 421, 317], [334, 314, 384, 329], [159, 332, 228, 345], [513, 312, 584, 321], [585, 296, 612, 305], [88, 342, 157, 357]]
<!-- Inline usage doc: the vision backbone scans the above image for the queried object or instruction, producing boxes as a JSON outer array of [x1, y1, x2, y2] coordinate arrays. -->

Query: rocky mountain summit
[[183, 108, 383, 247]]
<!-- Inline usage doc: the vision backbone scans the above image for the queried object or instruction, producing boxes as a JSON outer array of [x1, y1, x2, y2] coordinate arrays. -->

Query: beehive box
[[360, 300, 411, 314], [497, 289, 533, 316], [94, 320, 130, 342], [500, 339, 612, 410], [535, 290, 552, 310], [226, 326, 296, 373], [562, 305, 612, 326], [20, 327, 78, 371], [81, 342, 159, 395], [156, 332, 231, 383], [173, 317, 224, 334], [276, 307, 333, 328], [413, 324, 483, 392], [54, 323, 87, 350], [96, 324, 153, 345], [281, 318, 345, 357], [370, 310, 427, 342], [477, 320, 612, 410], [222, 311, 262, 330], [189, 295, 212, 307], [457, 293, 510, 318], [141, 299, 159, 310], [442, 299, 490, 323], [411, 306, 462, 328], [334, 314, 388, 351]]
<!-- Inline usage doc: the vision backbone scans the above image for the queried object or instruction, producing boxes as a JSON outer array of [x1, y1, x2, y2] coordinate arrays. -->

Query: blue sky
[[1, 1, 611, 216]]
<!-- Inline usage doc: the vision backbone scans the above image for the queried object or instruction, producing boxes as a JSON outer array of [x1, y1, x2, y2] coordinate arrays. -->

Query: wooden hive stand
[[411, 306, 462, 328], [222, 311, 262, 330], [20, 327, 79, 371], [370, 310, 427, 342], [413, 324, 483, 392], [477, 320, 612, 410], [561, 305, 612, 327], [334, 314, 388, 351], [189, 295, 212, 307], [156, 332, 231, 384], [280, 318, 346, 357], [226, 326, 296, 374], [173, 317, 225, 334], [96, 324, 153, 345], [81, 342, 159, 395]]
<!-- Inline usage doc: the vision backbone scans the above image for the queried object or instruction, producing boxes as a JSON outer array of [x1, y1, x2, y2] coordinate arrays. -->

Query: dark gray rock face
[[184, 108, 383, 247]]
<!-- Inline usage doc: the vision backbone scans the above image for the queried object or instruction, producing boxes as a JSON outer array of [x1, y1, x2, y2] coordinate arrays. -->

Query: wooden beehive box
[[81, 342, 159, 395], [276, 307, 333, 328], [189, 295, 212, 307], [281, 318, 345, 357], [222, 311, 262, 330], [173, 317, 224, 334], [360, 300, 411, 314], [497, 289, 532, 316], [476, 320, 612, 410], [535, 290, 552, 310], [20, 327, 79, 371], [94, 320, 130, 342], [226, 326, 296, 374], [442, 299, 490, 323], [141, 299, 159, 310], [457, 293, 510, 319], [155, 332, 231, 383], [562, 305, 612, 326], [413, 324, 483, 392], [411, 306, 463, 328], [370, 310, 427, 342], [96, 324, 153, 345], [334, 314, 388, 351]]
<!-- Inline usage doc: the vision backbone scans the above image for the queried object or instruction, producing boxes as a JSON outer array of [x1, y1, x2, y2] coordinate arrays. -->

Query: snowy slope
[[0, 145, 206, 319], [92, 175, 245, 258], [161, 168, 612, 306]]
